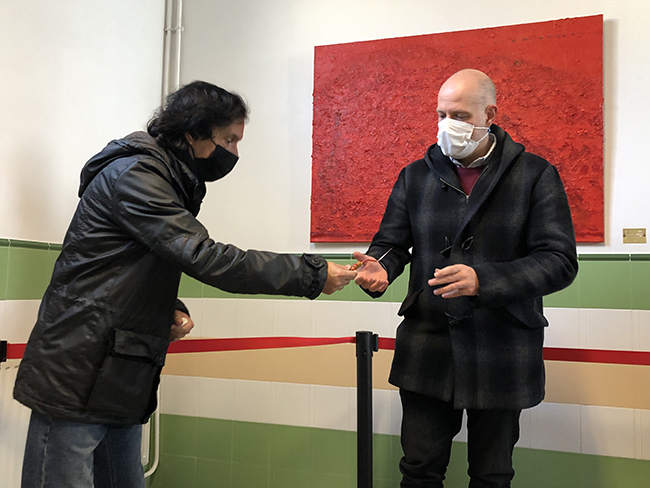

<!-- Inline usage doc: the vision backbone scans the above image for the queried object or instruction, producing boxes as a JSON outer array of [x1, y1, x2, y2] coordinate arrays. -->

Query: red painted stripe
[[167, 336, 355, 354], [6, 343, 26, 360], [542, 347, 650, 366], [5, 338, 650, 367], [378, 337, 395, 350]]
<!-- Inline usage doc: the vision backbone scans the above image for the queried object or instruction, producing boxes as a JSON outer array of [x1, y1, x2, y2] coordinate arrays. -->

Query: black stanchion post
[[356, 330, 379, 488], [0, 340, 7, 363]]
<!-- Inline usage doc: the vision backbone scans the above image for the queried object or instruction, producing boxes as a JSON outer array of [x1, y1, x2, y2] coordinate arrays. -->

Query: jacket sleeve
[[110, 159, 328, 299], [175, 299, 190, 315], [364, 168, 413, 294], [472, 163, 578, 308]]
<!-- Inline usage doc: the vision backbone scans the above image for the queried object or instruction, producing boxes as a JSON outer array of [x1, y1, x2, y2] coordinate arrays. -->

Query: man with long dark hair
[[14, 81, 356, 488]]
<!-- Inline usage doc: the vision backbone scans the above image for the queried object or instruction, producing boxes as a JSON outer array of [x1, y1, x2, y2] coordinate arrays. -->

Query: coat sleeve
[[472, 163, 578, 308], [365, 168, 413, 290], [110, 159, 328, 299]]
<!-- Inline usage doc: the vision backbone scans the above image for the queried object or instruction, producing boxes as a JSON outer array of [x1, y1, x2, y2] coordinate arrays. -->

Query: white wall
[[1, 0, 648, 255], [0, 0, 165, 243], [180, 0, 650, 254]]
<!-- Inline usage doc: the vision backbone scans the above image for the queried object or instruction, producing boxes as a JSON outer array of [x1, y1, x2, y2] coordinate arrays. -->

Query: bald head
[[439, 69, 497, 107], [436, 69, 498, 129], [436, 69, 498, 164]]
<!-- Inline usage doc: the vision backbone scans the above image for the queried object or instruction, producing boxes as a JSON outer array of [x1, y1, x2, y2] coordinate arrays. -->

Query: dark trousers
[[399, 389, 522, 488]]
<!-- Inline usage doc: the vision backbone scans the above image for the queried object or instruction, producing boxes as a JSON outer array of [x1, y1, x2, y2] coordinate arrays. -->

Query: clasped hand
[[170, 310, 194, 342]]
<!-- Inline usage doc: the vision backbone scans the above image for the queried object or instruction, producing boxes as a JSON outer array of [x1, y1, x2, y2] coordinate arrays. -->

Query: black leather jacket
[[14, 132, 327, 424]]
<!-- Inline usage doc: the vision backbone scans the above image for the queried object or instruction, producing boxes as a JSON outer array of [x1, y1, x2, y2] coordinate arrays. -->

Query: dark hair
[[147, 81, 248, 150]]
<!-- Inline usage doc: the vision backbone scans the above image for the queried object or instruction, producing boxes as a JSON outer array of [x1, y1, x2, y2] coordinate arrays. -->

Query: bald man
[[354, 70, 578, 487]]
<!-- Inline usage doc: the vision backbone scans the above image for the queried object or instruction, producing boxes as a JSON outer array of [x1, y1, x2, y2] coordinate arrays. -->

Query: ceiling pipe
[[147, 0, 184, 478], [161, 0, 184, 103]]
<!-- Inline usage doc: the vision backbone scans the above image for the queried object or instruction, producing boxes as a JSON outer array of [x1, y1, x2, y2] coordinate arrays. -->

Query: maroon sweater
[[455, 166, 483, 195]]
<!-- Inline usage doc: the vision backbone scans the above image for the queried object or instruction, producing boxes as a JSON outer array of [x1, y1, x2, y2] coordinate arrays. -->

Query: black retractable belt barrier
[[356, 331, 379, 488], [1, 340, 7, 363]]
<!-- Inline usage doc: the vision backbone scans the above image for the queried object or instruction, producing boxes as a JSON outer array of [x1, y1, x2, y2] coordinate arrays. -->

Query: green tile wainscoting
[[0, 239, 61, 301], [148, 414, 650, 488], [1, 238, 650, 310], [176, 253, 650, 311]]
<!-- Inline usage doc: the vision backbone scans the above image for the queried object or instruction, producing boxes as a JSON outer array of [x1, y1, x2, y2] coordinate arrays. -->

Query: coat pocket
[[505, 300, 548, 329], [86, 329, 169, 420], [398, 289, 422, 317]]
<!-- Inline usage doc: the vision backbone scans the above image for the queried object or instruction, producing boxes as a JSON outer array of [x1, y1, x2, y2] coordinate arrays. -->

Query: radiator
[[0, 360, 30, 488]]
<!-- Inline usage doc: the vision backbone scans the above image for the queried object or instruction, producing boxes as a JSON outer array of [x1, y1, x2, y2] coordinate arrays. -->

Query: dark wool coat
[[14, 132, 328, 425], [366, 125, 578, 410]]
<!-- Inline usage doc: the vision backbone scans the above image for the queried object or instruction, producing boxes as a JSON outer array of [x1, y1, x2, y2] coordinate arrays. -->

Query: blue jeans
[[22, 411, 145, 488]]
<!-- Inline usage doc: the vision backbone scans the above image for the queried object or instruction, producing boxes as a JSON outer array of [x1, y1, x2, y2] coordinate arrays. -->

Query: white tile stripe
[[161, 375, 650, 461], [545, 307, 650, 352], [3, 299, 650, 354], [166, 302, 650, 353], [1, 300, 40, 344], [0, 361, 31, 488], [145, 299, 650, 353]]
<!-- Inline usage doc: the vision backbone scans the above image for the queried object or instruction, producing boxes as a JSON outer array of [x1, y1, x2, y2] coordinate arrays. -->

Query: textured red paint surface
[[311, 15, 604, 242]]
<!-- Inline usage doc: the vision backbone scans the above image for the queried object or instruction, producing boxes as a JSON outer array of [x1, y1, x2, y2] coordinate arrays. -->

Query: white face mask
[[437, 118, 490, 160]]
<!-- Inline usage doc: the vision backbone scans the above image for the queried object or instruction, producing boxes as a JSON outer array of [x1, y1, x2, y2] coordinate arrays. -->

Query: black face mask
[[190, 140, 239, 182]]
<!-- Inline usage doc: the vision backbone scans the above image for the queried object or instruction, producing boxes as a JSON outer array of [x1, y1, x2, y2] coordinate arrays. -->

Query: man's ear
[[485, 105, 498, 126], [184, 132, 195, 146]]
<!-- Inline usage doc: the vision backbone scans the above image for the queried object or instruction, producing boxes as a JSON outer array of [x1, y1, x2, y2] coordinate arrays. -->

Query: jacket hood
[[79, 131, 180, 197], [423, 124, 525, 181]]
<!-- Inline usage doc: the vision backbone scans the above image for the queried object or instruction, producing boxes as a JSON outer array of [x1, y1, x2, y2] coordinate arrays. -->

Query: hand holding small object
[[353, 251, 389, 292], [322, 262, 357, 294], [350, 258, 377, 271], [170, 311, 194, 342]]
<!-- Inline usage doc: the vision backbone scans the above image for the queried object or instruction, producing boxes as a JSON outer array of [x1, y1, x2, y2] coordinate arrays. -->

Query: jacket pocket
[[505, 300, 548, 329], [398, 289, 422, 317], [86, 329, 169, 420]]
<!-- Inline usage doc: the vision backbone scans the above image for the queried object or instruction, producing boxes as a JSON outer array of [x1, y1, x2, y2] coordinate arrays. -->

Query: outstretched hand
[[322, 262, 357, 294], [353, 251, 389, 293], [428, 264, 479, 298]]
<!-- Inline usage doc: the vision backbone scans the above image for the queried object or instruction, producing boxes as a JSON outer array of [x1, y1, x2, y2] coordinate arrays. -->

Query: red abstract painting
[[311, 15, 604, 242]]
